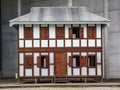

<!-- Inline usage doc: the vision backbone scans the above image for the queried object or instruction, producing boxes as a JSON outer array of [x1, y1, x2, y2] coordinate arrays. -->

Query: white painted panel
[[57, 40, 64, 47], [81, 24, 87, 38], [34, 53, 39, 64], [97, 52, 101, 63], [41, 24, 48, 27], [88, 52, 95, 55], [50, 65, 54, 76], [19, 66, 24, 77], [67, 52, 71, 63], [88, 24, 95, 26], [97, 39, 101, 47], [65, 24, 71, 38], [73, 52, 80, 55], [34, 65, 39, 76], [65, 40, 71, 47], [49, 24, 55, 38], [89, 68, 96, 76], [57, 24, 64, 27], [19, 40, 24, 48], [67, 65, 72, 76], [88, 39, 95, 47], [81, 39, 87, 47], [25, 24, 32, 27], [19, 25, 24, 39], [50, 52, 54, 63], [41, 53, 48, 55], [73, 24, 79, 27], [81, 67, 87, 76], [73, 68, 80, 76], [73, 40, 79, 47], [81, 52, 87, 56], [41, 40, 48, 47], [96, 24, 101, 38], [25, 53, 32, 55], [97, 65, 101, 76], [41, 69, 48, 76], [19, 53, 24, 64], [49, 40, 56, 47], [33, 24, 40, 38], [34, 40, 40, 47], [25, 69, 32, 76], [25, 40, 32, 47]]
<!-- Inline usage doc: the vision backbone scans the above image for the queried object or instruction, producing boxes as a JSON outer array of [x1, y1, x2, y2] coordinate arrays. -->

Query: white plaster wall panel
[[65, 40, 71, 47], [25, 24, 32, 27], [34, 53, 39, 64], [67, 65, 72, 76], [88, 52, 95, 55], [25, 53, 32, 55], [57, 24, 64, 27], [67, 52, 71, 63], [19, 65, 24, 77], [97, 52, 101, 63], [73, 40, 80, 47], [50, 52, 54, 63], [89, 68, 96, 76], [81, 52, 87, 56], [97, 65, 101, 76], [88, 24, 95, 26], [88, 39, 95, 47], [25, 40, 32, 47], [65, 24, 71, 38], [57, 40, 64, 47], [34, 65, 39, 76], [19, 40, 24, 48], [41, 24, 48, 27], [73, 68, 80, 76], [41, 53, 48, 55], [19, 53, 24, 64], [49, 40, 56, 47], [19, 25, 24, 39], [96, 24, 101, 38], [81, 67, 87, 76], [49, 24, 55, 38], [73, 52, 80, 55], [50, 65, 54, 76], [81, 39, 87, 47], [97, 39, 101, 47], [81, 24, 87, 38], [41, 69, 48, 76], [25, 69, 32, 76], [33, 24, 40, 38], [33, 40, 40, 47], [41, 40, 48, 47]]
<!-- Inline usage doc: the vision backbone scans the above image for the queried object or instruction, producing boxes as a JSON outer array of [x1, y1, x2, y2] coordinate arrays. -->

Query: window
[[88, 55, 96, 67], [87, 26, 96, 39], [37, 56, 49, 68], [72, 27, 79, 38], [69, 56, 80, 67]]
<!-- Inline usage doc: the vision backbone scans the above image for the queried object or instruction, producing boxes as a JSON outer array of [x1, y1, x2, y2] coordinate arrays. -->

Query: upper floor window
[[88, 55, 96, 67]]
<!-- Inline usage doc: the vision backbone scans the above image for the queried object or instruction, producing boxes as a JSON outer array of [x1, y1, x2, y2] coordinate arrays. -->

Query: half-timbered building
[[10, 7, 110, 83]]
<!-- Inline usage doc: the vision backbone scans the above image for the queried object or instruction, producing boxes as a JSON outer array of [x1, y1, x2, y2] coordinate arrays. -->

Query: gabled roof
[[10, 7, 110, 26]]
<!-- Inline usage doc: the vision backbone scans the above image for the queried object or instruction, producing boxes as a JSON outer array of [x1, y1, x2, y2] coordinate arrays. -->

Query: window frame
[[88, 55, 96, 68]]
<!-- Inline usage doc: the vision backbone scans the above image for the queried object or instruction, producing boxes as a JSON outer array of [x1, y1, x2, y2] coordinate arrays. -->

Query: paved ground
[[0, 79, 120, 90]]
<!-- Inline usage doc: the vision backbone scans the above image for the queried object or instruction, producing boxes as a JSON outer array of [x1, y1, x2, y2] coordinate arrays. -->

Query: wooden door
[[55, 52, 67, 76]]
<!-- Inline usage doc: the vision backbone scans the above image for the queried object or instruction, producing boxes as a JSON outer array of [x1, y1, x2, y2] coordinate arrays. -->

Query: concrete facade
[[1, 0, 120, 78]]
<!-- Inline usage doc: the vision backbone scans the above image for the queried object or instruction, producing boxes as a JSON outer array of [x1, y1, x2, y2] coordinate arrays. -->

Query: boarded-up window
[[87, 26, 96, 39], [40, 27, 49, 39], [24, 55, 33, 69], [80, 56, 88, 67], [80, 27, 83, 38], [88, 55, 96, 67], [56, 27, 65, 39], [24, 27, 33, 39]]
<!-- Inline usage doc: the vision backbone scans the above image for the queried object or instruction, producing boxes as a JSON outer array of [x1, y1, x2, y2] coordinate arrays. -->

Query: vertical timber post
[[18, 0, 21, 16], [104, 0, 109, 79]]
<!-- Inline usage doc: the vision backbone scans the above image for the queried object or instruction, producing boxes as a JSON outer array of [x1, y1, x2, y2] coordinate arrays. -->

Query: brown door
[[55, 52, 67, 76]]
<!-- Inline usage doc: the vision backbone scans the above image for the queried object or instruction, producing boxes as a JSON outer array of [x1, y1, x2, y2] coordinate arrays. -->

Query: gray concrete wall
[[1, 0, 120, 78]]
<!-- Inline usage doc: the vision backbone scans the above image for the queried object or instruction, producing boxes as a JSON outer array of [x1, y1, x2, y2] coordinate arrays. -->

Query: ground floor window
[[88, 55, 96, 67]]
